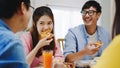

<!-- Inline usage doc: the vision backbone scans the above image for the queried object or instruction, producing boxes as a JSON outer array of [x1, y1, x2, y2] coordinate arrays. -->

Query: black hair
[[30, 6, 55, 57], [0, 0, 30, 19], [82, 0, 102, 13], [112, 0, 120, 39]]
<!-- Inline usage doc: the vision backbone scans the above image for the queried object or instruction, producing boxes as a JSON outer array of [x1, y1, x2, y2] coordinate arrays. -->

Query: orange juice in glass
[[43, 50, 53, 68]]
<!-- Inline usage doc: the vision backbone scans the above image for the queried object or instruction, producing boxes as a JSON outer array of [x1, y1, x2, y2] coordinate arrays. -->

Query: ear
[[33, 21, 36, 26], [18, 2, 26, 15], [97, 13, 101, 18]]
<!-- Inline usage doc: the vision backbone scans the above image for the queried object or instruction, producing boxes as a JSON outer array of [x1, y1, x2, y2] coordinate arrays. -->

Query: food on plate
[[41, 29, 54, 39], [63, 62, 75, 68], [54, 63, 65, 68]]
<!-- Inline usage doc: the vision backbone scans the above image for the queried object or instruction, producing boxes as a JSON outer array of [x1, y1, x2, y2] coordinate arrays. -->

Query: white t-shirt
[[87, 31, 98, 59]]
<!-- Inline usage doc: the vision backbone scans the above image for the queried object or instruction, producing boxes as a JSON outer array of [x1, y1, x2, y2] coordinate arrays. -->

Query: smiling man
[[64, 0, 111, 63]]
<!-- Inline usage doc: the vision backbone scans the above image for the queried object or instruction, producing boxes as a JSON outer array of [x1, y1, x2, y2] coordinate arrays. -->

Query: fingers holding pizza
[[40, 29, 54, 39], [94, 41, 103, 47]]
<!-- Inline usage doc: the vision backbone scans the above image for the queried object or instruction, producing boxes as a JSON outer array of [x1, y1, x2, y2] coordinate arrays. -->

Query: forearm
[[65, 49, 88, 62], [26, 44, 41, 65]]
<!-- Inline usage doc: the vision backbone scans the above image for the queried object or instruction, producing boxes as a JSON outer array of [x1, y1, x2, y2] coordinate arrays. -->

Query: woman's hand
[[37, 34, 53, 49]]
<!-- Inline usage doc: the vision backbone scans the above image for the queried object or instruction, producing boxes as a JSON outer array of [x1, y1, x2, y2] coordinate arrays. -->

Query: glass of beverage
[[42, 50, 53, 68]]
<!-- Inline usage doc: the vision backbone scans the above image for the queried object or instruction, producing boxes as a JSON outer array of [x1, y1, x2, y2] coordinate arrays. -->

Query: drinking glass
[[42, 50, 53, 68]]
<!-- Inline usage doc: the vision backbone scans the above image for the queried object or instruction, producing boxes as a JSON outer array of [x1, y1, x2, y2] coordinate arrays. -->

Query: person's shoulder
[[21, 31, 32, 40], [69, 24, 84, 31], [21, 32, 31, 37], [115, 34, 120, 38], [0, 30, 22, 46], [111, 35, 120, 47], [0, 30, 15, 40], [97, 25, 107, 31], [66, 24, 85, 36], [113, 35, 120, 41], [108, 35, 120, 50], [97, 25, 109, 34]]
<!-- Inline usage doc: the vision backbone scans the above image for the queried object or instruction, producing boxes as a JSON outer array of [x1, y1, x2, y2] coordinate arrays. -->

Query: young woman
[[21, 6, 64, 67]]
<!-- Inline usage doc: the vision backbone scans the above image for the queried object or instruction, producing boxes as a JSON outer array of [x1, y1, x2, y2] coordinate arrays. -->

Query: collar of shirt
[[82, 25, 102, 43], [0, 19, 11, 31]]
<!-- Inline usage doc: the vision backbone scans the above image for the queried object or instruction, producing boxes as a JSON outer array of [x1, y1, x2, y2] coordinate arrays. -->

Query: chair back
[[57, 38, 65, 52]]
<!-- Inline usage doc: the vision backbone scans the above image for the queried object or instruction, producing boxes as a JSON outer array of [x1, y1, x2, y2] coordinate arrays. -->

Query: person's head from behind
[[112, 0, 120, 38], [81, 0, 101, 26], [30, 6, 55, 57], [0, 0, 31, 32]]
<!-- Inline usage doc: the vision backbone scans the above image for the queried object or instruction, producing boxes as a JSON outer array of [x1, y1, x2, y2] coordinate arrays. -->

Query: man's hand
[[85, 43, 101, 55]]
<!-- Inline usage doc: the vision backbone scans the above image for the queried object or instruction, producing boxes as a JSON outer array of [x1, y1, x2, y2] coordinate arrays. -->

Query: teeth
[[86, 19, 90, 22]]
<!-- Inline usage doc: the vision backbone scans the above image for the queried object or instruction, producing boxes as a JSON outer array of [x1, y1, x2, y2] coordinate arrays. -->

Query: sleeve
[[97, 26, 112, 56], [54, 40, 64, 62], [93, 35, 120, 68], [20, 33, 32, 55], [63, 29, 77, 59], [0, 39, 29, 68]]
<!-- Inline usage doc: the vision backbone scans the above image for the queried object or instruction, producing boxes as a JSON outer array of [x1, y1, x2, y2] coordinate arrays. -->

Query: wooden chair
[[57, 38, 65, 52]]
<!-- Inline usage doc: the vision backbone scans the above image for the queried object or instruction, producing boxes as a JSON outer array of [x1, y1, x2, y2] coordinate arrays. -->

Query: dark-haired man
[[0, 0, 33, 67], [64, 0, 111, 63]]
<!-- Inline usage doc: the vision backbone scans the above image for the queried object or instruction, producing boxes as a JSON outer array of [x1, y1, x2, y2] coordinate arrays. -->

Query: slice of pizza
[[41, 29, 54, 39], [94, 41, 103, 47]]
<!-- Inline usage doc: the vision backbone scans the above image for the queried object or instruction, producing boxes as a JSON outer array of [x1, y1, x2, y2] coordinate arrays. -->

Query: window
[[50, 6, 84, 39]]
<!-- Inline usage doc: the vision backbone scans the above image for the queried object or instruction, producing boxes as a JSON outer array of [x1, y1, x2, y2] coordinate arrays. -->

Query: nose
[[44, 25, 50, 30]]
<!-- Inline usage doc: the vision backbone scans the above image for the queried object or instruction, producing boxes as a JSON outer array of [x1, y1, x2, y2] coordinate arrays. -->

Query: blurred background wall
[[17, 0, 115, 39]]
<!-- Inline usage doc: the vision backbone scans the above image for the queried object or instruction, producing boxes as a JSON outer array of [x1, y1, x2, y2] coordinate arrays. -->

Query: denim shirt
[[0, 19, 29, 68], [64, 24, 111, 60]]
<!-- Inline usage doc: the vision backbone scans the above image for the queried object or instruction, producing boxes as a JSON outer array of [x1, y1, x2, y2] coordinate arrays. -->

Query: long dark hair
[[30, 6, 55, 57], [112, 0, 120, 39]]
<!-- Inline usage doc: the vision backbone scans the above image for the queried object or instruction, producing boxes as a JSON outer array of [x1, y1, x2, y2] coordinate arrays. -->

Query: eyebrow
[[38, 21, 53, 23], [84, 10, 97, 11]]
